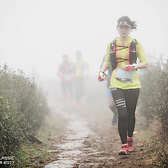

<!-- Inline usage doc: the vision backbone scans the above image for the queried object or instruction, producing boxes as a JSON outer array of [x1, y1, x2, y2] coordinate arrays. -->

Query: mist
[[1, 1, 168, 167], [0, 0, 168, 83]]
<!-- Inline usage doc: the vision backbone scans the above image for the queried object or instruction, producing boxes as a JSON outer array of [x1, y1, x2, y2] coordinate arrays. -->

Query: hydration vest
[[110, 39, 137, 70]]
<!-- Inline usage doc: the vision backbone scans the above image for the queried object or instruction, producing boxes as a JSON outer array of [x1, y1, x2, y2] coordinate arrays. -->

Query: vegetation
[[0, 64, 49, 157], [139, 56, 168, 167], [0, 55, 167, 167], [13, 112, 64, 168]]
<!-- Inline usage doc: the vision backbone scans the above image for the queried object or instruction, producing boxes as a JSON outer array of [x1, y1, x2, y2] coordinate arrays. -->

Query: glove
[[98, 71, 107, 81], [123, 63, 137, 71]]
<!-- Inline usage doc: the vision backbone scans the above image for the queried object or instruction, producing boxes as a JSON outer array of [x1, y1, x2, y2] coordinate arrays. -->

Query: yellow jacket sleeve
[[136, 41, 149, 65]]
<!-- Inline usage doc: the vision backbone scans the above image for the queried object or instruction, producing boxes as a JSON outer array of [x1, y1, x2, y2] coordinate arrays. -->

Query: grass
[[12, 110, 66, 168], [14, 143, 50, 168], [134, 114, 168, 167]]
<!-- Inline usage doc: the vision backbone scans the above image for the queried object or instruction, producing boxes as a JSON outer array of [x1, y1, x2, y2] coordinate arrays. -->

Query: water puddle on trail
[[44, 111, 95, 168]]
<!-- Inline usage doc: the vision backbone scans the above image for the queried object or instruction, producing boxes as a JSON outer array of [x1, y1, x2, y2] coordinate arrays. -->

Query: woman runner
[[98, 16, 148, 155]]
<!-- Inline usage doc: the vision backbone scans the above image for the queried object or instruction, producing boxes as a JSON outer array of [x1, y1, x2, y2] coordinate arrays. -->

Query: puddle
[[97, 156, 116, 160], [45, 159, 76, 168], [47, 150, 59, 153], [60, 150, 83, 156], [44, 112, 95, 168], [57, 142, 82, 149]]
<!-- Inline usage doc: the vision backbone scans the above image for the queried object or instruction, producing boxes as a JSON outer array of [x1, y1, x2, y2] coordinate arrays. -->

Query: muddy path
[[45, 109, 96, 168], [44, 103, 151, 168]]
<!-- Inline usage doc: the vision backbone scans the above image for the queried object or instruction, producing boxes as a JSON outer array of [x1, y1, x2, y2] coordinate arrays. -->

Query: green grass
[[12, 111, 66, 168]]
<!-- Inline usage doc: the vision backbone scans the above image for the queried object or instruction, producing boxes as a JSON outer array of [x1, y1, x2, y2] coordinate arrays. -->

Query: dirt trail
[[44, 104, 151, 168], [45, 110, 96, 168]]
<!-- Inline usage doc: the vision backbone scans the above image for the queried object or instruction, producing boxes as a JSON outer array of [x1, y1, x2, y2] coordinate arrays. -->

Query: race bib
[[116, 67, 133, 83]]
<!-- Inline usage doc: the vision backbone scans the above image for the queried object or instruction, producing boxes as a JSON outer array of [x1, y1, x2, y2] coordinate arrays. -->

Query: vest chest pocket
[[116, 67, 133, 83]]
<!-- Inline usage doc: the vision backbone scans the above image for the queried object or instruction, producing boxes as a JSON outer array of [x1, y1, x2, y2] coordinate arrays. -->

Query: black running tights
[[111, 88, 140, 144]]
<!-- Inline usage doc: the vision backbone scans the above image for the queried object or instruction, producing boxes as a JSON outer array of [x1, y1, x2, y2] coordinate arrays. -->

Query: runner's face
[[117, 25, 131, 38]]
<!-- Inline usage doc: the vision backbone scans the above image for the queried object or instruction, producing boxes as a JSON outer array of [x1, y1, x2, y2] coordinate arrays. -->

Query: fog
[[0, 0, 167, 83], [0, 2, 167, 166]]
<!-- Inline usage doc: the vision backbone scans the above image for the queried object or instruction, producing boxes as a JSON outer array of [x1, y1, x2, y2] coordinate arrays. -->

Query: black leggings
[[111, 88, 140, 144]]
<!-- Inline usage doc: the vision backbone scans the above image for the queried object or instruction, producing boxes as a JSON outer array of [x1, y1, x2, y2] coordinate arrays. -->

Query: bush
[[139, 56, 168, 167], [0, 64, 49, 156], [139, 56, 168, 136]]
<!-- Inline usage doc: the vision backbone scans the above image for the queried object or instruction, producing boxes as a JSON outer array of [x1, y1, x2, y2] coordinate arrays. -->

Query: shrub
[[139, 56, 168, 136], [139, 56, 168, 167], [0, 64, 49, 156]]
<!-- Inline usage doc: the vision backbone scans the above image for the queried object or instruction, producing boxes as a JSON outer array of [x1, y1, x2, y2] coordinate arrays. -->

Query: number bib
[[116, 67, 133, 83]]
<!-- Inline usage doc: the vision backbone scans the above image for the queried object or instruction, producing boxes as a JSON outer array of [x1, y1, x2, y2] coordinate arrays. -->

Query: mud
[[45, 110, 96, 168], [44, 104, 152, 168]]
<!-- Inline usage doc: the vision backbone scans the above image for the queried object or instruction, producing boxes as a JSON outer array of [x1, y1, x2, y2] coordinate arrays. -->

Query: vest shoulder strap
[[130, 39, 137, 52], [110, 38, 137, 52], [110, 38, 117, 53], [110, 38, 138, 69]]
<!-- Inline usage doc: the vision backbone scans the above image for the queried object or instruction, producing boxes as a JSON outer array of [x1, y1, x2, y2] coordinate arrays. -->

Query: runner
[[57, 54, 75, 109], [98, 16, 148, 155], [99, 55, 118, 126], [74, 51, 90, 109]]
